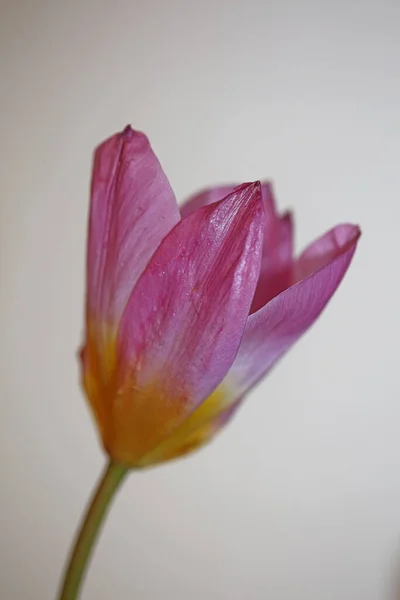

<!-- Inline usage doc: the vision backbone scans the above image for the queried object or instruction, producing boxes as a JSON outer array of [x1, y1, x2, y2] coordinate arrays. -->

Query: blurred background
[[1, 1, 399, 599]]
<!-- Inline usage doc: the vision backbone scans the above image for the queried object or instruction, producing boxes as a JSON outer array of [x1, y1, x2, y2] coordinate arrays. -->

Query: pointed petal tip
[[294, 222, 361, 286], [281, 209, 293, 225], [239, 180, 262, 202], [120, 125, 149, 146], [331, 222, 362, 251], [234, 180, 264, 217], [180, 181, 267, 219], [349, 223, 362, 239], [214, 181, 263, 217], [120, 124, 148, 145], [93, 126, 149, 161], [253, 180, 262, 197], [231, 180, 261, 193], [249, 180, 262, 192], [122, 124, 133, 136]]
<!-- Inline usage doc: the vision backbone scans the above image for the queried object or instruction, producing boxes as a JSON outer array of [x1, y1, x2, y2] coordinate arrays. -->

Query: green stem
[[58, 460, 129, 600]]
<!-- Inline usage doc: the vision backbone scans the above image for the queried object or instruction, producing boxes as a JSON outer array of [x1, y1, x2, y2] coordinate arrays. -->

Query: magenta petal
[[181, 182, 295, 312], [118, 182, 265, 410], [86, 126, 180, 327], [229, 224, 361, 395], [250, 210, 294, 313]]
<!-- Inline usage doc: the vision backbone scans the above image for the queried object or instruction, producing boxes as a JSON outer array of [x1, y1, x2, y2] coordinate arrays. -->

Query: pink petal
[[86, 125, 180, 330], [181, 181, 294, 311], [250, 209, 294, 313], [294, 223, 357, 282], [114, 183, 265, 460], [228, 224, 361, 395]]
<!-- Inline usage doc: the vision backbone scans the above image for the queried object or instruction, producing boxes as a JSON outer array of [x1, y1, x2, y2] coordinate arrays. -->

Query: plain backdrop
[[1, 1, 399, 599]]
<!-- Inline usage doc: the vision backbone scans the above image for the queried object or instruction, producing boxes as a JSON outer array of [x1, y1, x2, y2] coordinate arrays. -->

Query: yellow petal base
[[82, 331, 235, 468]]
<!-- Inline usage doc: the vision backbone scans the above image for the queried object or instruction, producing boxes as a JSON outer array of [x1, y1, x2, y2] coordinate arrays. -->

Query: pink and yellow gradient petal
[[82, 181, 265, 468], [86, 126, 180, 355]]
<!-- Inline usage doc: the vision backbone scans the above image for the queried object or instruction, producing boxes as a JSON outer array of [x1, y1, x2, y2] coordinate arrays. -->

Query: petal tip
[[250, 180, 262, 194], [281, 209, 293, 225], [115, 125, 150, 151], [335, 223, 362, 249], [122, 124, 133, 136], [240, 180, 263, 214], [243, 180, 262, 200]]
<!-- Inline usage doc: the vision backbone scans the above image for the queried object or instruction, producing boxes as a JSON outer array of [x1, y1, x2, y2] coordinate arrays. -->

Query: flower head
[[80, 126, 360, 468]]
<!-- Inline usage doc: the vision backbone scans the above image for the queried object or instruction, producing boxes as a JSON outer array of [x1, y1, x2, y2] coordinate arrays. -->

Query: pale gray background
[[1, 1, 399, 599]]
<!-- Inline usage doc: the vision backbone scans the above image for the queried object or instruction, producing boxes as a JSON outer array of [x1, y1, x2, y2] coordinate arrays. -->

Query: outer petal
[[86, 125, 180, 331], [180, 182, 295, 313], [228, 224, 361, 396], [106, 182, 265, 465]]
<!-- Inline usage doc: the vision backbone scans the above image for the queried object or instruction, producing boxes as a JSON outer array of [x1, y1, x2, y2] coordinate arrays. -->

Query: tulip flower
[[58, 126, 360, 600]]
